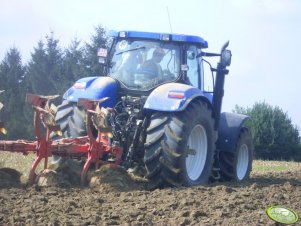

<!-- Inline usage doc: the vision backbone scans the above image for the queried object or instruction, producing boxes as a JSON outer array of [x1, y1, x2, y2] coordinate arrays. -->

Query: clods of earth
[[0, 164, 300, 225]]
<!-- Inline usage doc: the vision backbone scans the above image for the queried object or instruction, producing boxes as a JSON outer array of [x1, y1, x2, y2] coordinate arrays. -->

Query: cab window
[[186, 45, 199, 88]]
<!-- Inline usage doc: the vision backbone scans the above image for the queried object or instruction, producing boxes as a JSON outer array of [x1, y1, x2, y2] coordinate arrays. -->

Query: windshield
[[108, 40, 180, 91]]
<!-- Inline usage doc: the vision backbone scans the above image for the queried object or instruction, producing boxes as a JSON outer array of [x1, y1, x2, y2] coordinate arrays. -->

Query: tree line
[[0, 25, 109, 140], [0, 26, 300, 161], [234, 102, 301, 161]]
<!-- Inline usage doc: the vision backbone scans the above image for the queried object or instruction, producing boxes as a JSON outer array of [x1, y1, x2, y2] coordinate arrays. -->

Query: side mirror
[[220, 49, 232, 67], [97, 48, 108, 64], [219, 41, 231, 67], [196, 41, 232, 67]]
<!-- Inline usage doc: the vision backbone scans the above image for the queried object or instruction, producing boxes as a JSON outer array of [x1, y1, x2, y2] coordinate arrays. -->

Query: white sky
[[1, 0, 301, 129]]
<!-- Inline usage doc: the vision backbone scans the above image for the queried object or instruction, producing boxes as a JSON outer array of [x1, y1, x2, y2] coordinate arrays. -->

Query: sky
[[1, 0, 301, 129]]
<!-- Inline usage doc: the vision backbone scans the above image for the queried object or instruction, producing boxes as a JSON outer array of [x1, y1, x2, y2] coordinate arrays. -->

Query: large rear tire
[[55, 100, 86, 138], [144, 100, 217, 189], [219, 128, 253, 182], [51, 100, 86, 167]]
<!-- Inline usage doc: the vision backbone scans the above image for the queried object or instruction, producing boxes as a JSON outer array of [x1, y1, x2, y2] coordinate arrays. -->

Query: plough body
[[0, 93, 123, 185]]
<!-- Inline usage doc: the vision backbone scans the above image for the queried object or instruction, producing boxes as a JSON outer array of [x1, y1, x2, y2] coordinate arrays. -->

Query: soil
[[0, 166, 300, 226]]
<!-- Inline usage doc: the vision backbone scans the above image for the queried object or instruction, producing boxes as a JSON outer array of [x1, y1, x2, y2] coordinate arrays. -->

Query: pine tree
[[23, 33, 65, 138], [26, 32, 64, 96], [63, 38, 86, 84], [83, 25, 108, 77], [45, 33, 65, 94], [25, 40, 48, 94], [0, 47, 27, 139]]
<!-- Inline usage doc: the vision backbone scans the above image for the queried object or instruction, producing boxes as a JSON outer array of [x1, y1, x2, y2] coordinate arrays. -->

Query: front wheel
[[219, 128, 254, 182], [144, 100, 217, 189]]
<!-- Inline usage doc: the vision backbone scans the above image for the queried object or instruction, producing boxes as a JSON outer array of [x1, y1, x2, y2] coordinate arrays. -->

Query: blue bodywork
[[109, 30, 208, 48], [62, 30, 248, 158], [63, 30, 210, 111], [63, 77, 118, 108], [144, 83, 212, 111], [217, 113, 250, 153]]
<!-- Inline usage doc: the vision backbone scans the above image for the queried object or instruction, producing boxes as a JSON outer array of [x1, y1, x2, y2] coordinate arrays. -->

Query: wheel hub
[[185, 124, 207, 181], [236, 144, 249, 180]]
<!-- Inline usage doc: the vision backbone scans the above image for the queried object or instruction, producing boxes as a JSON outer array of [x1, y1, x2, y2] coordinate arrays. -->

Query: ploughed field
[[0, 153, 300, 226]]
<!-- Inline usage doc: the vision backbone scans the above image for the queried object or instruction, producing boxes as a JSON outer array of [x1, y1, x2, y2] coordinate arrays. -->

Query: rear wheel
[[144, 100, 217, 189], [55, 100, 86, 138], [50, 100, 86, 169], [219, 128, 253, 182]]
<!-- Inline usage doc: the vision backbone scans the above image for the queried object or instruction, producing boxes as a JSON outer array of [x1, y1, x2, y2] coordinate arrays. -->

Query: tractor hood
[[63, 76, 118, 108]]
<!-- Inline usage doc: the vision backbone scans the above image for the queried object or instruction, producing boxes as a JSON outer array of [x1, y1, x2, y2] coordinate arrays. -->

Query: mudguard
[[63, 77, 118, 108], [144, 83, 213, 111], [216, 112, 250, 153]]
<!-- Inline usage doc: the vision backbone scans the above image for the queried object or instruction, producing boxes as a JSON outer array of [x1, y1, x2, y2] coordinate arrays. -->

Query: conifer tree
[[0, 47, 27, 139], [83, 25, 108, 77], [63, 38, 86, 84]]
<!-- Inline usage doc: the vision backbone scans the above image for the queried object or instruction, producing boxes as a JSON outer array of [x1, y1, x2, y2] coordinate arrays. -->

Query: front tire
[[219, 128, 253, 182], [144, 100, 217, 189]]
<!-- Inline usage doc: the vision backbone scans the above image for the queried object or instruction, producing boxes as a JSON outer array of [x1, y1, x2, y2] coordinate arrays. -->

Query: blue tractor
[[54, 30, 253, 189]]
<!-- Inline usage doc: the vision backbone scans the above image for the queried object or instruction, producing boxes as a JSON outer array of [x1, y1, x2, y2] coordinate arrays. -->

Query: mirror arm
[[197, 52, 220, 58]]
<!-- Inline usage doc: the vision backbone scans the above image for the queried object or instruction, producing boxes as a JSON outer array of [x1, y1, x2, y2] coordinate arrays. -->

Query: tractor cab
[[99, 31, 209, 92]]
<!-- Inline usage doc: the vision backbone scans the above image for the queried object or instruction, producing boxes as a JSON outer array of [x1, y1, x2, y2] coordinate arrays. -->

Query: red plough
[[0, 94, 123, 186]]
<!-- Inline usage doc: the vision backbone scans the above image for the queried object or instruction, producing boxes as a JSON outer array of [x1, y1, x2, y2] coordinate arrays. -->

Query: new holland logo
[[267, 206, 299, 225]]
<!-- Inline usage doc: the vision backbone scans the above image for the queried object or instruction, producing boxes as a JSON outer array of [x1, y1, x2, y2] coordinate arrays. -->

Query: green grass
[[252, 160, 301, 173], [0, 152, 39, 182]]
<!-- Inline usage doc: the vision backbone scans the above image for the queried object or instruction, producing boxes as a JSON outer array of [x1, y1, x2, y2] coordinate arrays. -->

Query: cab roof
[[109, 30, 208, 48]]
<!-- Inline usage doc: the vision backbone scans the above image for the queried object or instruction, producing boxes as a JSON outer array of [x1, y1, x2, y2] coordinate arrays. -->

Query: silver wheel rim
[[236, 144, 249, 180], [185, 124, 207, 181]]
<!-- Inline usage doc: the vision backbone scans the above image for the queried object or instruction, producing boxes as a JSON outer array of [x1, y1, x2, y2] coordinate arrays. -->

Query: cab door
[[186, 45, 202, 89]]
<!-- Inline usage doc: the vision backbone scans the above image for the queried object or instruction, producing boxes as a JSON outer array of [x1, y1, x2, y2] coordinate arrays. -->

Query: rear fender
[[216, 112, 250, 153], [63, 77, 118, 107], [143, 83, 213, 112]]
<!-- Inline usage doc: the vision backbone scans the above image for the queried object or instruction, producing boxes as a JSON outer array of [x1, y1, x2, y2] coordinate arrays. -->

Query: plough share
[[0, 93, 123, 186]]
